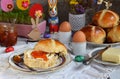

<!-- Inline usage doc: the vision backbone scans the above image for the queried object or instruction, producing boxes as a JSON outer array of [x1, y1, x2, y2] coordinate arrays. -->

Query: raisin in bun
[[80, 25, 106, 44], [92, 9, 119, 28], [107, 25, 120, 43]]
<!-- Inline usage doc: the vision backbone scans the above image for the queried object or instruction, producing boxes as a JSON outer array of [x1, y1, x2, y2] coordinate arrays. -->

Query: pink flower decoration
[[22, 1, 29, 8]]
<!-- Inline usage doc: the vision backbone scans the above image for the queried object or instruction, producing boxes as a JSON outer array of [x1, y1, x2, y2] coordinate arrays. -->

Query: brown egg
[[72, 31, 86, 42], [59, 21, 71, 32]]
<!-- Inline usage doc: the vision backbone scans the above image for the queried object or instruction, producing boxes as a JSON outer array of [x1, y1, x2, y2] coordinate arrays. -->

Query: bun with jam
[[24, 39, 67, 69]]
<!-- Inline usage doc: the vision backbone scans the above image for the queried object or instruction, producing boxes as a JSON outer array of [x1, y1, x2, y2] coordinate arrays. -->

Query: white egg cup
[[58, 31, 72, 44], [71, 42, 86, 56]]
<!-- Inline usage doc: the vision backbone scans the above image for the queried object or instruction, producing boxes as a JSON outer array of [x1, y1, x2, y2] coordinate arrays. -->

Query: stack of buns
[[80, 9, 120, 44], [24, 39, 67, 69]]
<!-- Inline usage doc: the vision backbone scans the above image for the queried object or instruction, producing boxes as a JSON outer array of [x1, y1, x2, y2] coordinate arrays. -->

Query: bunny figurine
[[48, 0, 59, 33], [27, 17, 41, 41]]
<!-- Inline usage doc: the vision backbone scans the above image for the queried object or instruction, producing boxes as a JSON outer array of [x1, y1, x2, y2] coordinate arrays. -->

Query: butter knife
[[83, 45, 111, 65]]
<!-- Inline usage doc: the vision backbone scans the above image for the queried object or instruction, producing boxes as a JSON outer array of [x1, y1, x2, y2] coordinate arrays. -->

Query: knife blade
[[83, 45, 111, 65]]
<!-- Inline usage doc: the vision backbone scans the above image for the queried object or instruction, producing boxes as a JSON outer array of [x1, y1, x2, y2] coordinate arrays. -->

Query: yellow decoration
[[35, 10, 42, 18], [70, 0, 78, 5], [16, 0, 30, 10]]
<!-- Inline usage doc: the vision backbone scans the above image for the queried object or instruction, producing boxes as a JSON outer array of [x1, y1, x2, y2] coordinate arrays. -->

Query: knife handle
[[83, 45, 111, 65], [83, 53, 99, 65]]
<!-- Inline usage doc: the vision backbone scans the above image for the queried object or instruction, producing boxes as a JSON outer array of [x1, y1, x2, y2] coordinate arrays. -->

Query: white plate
[[88, 47, 120, 66], [9, 49, 72, 74], [87, 42, 120, 47]]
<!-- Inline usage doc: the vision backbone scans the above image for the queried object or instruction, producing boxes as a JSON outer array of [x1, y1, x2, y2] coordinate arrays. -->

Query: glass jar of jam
[[0, 24, 17, 47]]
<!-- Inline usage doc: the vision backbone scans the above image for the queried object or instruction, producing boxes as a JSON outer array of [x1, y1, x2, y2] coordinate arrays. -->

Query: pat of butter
[[102, 48, 120, 64]]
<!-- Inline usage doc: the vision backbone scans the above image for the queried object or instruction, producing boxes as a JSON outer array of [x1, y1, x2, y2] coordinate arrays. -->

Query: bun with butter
[[24, 39, 67, 69]]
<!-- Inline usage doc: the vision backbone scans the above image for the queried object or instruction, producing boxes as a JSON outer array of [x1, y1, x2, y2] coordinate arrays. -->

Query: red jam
[[31, 51, 48, 61], [0, 24, 17, 47]]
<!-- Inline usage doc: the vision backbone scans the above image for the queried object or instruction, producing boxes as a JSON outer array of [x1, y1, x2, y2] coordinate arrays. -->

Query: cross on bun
[[92, 9, 119, 28], [80, 25, 106, 44]]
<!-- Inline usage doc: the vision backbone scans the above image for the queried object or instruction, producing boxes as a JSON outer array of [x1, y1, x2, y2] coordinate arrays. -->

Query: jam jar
[[0, 24, 17, 47]]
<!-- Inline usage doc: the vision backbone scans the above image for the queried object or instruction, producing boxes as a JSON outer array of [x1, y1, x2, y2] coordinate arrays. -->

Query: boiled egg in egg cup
[[58, 21, 72, 45], [71, 31, 87, 56]]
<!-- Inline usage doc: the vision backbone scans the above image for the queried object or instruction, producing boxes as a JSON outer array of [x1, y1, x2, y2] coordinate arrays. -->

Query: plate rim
[[88, 47, 120, 66], [9, 50, 72, 74], [87, 42, 120, 46]]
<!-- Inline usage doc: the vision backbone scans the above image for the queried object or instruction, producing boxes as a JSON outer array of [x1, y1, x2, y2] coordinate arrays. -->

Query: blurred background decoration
[[0, 0, 119, 25], [0, 8, 31, 24], [0, 0, 45, 25], [69, 0, 86, 14]]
